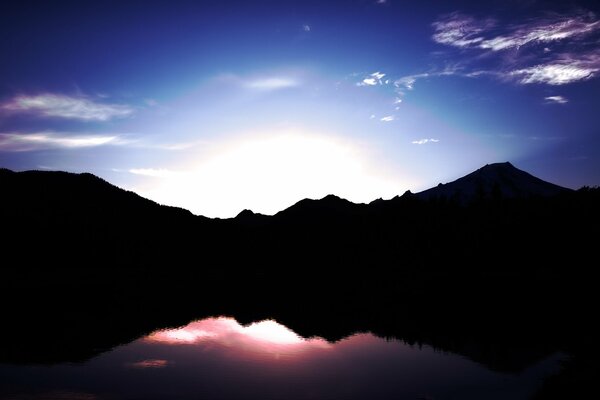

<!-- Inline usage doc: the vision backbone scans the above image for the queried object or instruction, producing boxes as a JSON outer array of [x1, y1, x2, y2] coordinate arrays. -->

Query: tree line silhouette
[[1, 167, 598, 398]]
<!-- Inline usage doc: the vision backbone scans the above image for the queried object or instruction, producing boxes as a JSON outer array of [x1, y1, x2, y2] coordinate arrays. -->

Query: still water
[[0, 317, 561, 400]]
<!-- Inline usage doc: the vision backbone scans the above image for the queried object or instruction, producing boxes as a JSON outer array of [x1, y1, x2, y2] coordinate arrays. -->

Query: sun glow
[[136, 130, 401, 218]]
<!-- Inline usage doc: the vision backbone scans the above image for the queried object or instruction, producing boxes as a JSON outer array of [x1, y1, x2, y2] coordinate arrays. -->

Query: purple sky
[[1, 0, 599, 217]]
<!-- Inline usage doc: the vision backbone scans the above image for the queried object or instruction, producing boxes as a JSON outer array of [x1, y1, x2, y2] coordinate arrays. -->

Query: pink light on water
[[145, 317, 330, 356], [128, 359, 169, 368]]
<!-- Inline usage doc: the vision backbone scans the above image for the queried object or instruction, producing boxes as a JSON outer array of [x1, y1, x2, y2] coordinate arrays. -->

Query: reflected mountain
[[1, 164, 599, 398], [0, 316, 564, 400], [145, 317, 331, 352]]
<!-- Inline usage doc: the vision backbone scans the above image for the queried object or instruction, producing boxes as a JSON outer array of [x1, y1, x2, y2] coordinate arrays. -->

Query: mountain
[[415, 162, 571, 204], [1, 164, 599, 395], [0, 168, 209, 267], [0, 168, 193, 215], [0, 163, 591, 271]]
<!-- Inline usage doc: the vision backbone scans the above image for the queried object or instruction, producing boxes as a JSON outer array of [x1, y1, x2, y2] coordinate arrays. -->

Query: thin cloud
[[245, 77, 299, 91], [129, 168, 174, 178], [433, 12, 599, 52], [429, 11, 600, 87], [394, 64, 462, 93], [303, 24, 311, 32], [511, 62, 598, 85], [394, 73, 429, 90], [357, 71, 387, 86], [380, 116, 395, 122], [544, 95, 568, 104], [432, 13, 491, 48], [412, 138, 440, 144], [360, 78, 378, 86], [481, 17, 599, 51], [3, 94, 134, 121], [0, 132, 121, 151]]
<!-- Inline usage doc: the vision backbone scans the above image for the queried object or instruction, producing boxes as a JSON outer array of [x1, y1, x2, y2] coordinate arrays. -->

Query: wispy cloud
[[357, 71, 387, 86], [544, 95, 568, 104], [511, 62, 598, 85], [303, 24, 311, 32], [433, 12, 599, 51], [0, 132, 122, 151], [393, 64, 464, 95], [411, 138, 440, 145], [429, 11, 600, 86], [432, 13, 492, 48], [380, 115, 395, 122], [394, 73, 429, 91], [3, 94, 134, 121], [128, 168, 174, 178], [245, 77, 299, 91]]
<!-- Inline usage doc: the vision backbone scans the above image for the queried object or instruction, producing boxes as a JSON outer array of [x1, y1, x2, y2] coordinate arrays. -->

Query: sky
[[1, 0, 599, 218]]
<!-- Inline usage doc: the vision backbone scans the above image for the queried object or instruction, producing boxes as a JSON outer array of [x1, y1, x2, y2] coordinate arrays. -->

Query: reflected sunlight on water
[[145, 317, 331, 358], [0, 316, 564, 400]]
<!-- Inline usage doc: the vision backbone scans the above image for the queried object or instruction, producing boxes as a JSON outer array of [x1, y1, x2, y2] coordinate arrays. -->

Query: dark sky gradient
[[1, 0, 599, 217]]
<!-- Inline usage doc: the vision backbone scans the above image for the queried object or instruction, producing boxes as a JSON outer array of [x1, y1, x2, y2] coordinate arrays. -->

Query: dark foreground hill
[[0, 165, 599, 398]]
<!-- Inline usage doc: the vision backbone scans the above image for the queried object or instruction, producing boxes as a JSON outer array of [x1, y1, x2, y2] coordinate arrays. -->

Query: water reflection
[[0, 317, 562, 400], [146, 317, 331, 357], [127, 359, 169, 369]]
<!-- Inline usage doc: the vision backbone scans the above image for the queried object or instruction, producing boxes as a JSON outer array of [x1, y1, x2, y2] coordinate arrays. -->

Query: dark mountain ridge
[[0, 163, 591, 269], [0, 162, 573, 224], [1, 164, 599, 398]]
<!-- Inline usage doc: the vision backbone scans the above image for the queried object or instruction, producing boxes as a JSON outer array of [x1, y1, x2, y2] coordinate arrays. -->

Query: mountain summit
[[415, 162, 571, 204]]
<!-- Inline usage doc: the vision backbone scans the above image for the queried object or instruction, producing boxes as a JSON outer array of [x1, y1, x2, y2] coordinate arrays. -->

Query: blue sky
[[1, 0, 599, 217]]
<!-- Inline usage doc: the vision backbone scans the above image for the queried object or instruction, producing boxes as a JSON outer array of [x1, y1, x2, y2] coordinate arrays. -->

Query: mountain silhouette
[[0, 162, 586, 269], [416, 162, 571, 204], [1, 164, 599, 398], [0, 162, 570, 223], [0, 167, 210, 268]]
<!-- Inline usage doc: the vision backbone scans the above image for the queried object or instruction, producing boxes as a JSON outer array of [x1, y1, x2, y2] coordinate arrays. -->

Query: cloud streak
[[511, 61, 599, 85], [544, 95, 568, 104], [433, 12, 600, 52], [129, 168, 174, 178], [357, 71, 387, 86], [0, 132, 122, 151], [429, 11, 600, 86], [393, 65, 461, 94], [245, 77, 299, 91], [411, 138, 439, 145], [432, 13, 492, 48], [3, 94, 134, 121]]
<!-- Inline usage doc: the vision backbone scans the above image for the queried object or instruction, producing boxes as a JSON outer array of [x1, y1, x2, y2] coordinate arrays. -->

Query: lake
[[0, 316, 562, 400]]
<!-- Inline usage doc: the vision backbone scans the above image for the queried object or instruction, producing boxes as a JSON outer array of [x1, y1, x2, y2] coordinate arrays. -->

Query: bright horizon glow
[[2, 1, 599, 201], [134, 130, 404, 218]]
